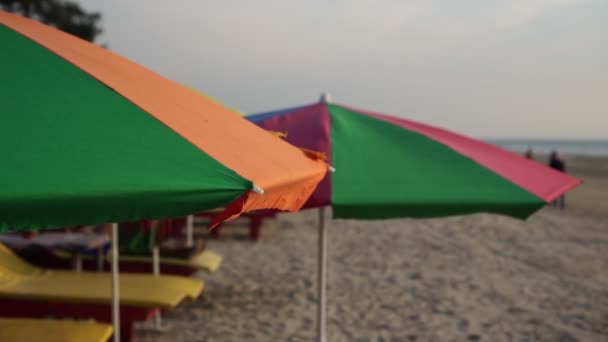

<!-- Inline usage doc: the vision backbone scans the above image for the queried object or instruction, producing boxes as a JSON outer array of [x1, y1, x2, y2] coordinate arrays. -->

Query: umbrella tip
[[252, 184, 265, 195], [319, 92, 331, 104]]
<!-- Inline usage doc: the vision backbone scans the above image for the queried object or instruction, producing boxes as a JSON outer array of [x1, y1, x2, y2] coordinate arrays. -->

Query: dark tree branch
[[1, 0, 103, 42]]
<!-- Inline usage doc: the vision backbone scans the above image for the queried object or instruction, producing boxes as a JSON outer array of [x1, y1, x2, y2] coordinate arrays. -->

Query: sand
[[137, 155, 608, 341]]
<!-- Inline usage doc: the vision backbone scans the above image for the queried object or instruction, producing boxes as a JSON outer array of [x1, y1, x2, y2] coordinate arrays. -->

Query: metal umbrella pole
[[186, 215, 194, 247], [153, 244, 163, 329], [317, 207, 328, 342], [111, 223, 121, 342]]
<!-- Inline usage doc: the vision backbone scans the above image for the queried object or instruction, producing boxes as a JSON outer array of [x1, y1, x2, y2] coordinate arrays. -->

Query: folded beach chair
[[4, 221, 222, 276], [18, 246, 223, 276], [80, 219, 222, 276], [115, 249, 222, 275], [0, 243, 203, 341], [0, 243, 203, 300], [0, 318, 113, 342]]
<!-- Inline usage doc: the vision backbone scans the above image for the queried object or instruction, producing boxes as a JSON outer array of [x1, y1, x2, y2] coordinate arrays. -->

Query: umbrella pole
[[111, 223, 121, 342], [186, 215, 194, 247], [153, 245, 164, 329], [153, 245, 160, 275], [317, 207, 327, 342]]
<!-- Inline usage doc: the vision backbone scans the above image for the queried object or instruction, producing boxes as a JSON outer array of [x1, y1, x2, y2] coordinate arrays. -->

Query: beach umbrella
[[0, 11, 327, 341], [182, 85, 243, 247], [247, 94, 581, 342]]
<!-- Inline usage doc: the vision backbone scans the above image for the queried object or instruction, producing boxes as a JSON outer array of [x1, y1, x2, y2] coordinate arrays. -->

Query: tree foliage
[[1, 0, 102, 42]]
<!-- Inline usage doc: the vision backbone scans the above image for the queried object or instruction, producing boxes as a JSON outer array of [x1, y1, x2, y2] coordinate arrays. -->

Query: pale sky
[[78, 0, 607, 139]]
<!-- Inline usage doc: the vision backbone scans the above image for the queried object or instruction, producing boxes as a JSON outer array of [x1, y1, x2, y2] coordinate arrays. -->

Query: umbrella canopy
[[249, 95, 582, 342], [248, 97, 581, 219], [0, 11, 327, 232]]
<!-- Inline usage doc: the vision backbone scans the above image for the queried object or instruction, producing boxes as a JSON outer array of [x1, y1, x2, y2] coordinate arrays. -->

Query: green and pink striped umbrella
[[249, 95, 581, 342], [248, 96, 580, 219]]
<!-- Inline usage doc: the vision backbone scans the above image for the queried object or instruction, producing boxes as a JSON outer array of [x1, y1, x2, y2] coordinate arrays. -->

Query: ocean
[[485, 139, 608, 156]]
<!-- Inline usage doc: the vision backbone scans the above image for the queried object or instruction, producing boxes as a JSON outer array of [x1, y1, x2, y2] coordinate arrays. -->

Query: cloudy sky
[[78, 0, 606, 139]]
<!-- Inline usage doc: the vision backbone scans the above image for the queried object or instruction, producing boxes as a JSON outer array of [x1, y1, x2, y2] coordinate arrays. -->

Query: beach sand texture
[[137, 155, 607, 341]]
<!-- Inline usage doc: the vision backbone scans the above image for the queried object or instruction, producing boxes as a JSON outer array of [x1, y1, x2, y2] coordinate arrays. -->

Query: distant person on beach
[[548, 150, 566, 209], [524, 148, 534, 160]]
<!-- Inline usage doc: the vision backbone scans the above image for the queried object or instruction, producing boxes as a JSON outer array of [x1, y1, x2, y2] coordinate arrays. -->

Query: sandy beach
[[137, 154, 608, 341]]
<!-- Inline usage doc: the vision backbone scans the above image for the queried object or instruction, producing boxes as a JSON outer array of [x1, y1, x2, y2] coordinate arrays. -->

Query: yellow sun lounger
[[0, 318, 113, 342], [0, 243, 203, 308], [117, 249, 223, 273], [50, 248, 223, 274]]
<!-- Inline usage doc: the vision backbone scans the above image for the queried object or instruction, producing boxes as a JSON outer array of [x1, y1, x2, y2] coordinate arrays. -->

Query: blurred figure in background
[[548, 150, 566, 209], [524, 148, 535, 160]]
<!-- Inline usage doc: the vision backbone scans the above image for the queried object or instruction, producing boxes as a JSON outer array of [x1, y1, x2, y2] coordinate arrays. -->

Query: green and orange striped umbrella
[[0, 11, 327, 232]]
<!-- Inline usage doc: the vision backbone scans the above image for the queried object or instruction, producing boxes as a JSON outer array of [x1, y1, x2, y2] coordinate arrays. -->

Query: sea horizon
[[483, 138, 608, 156]]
